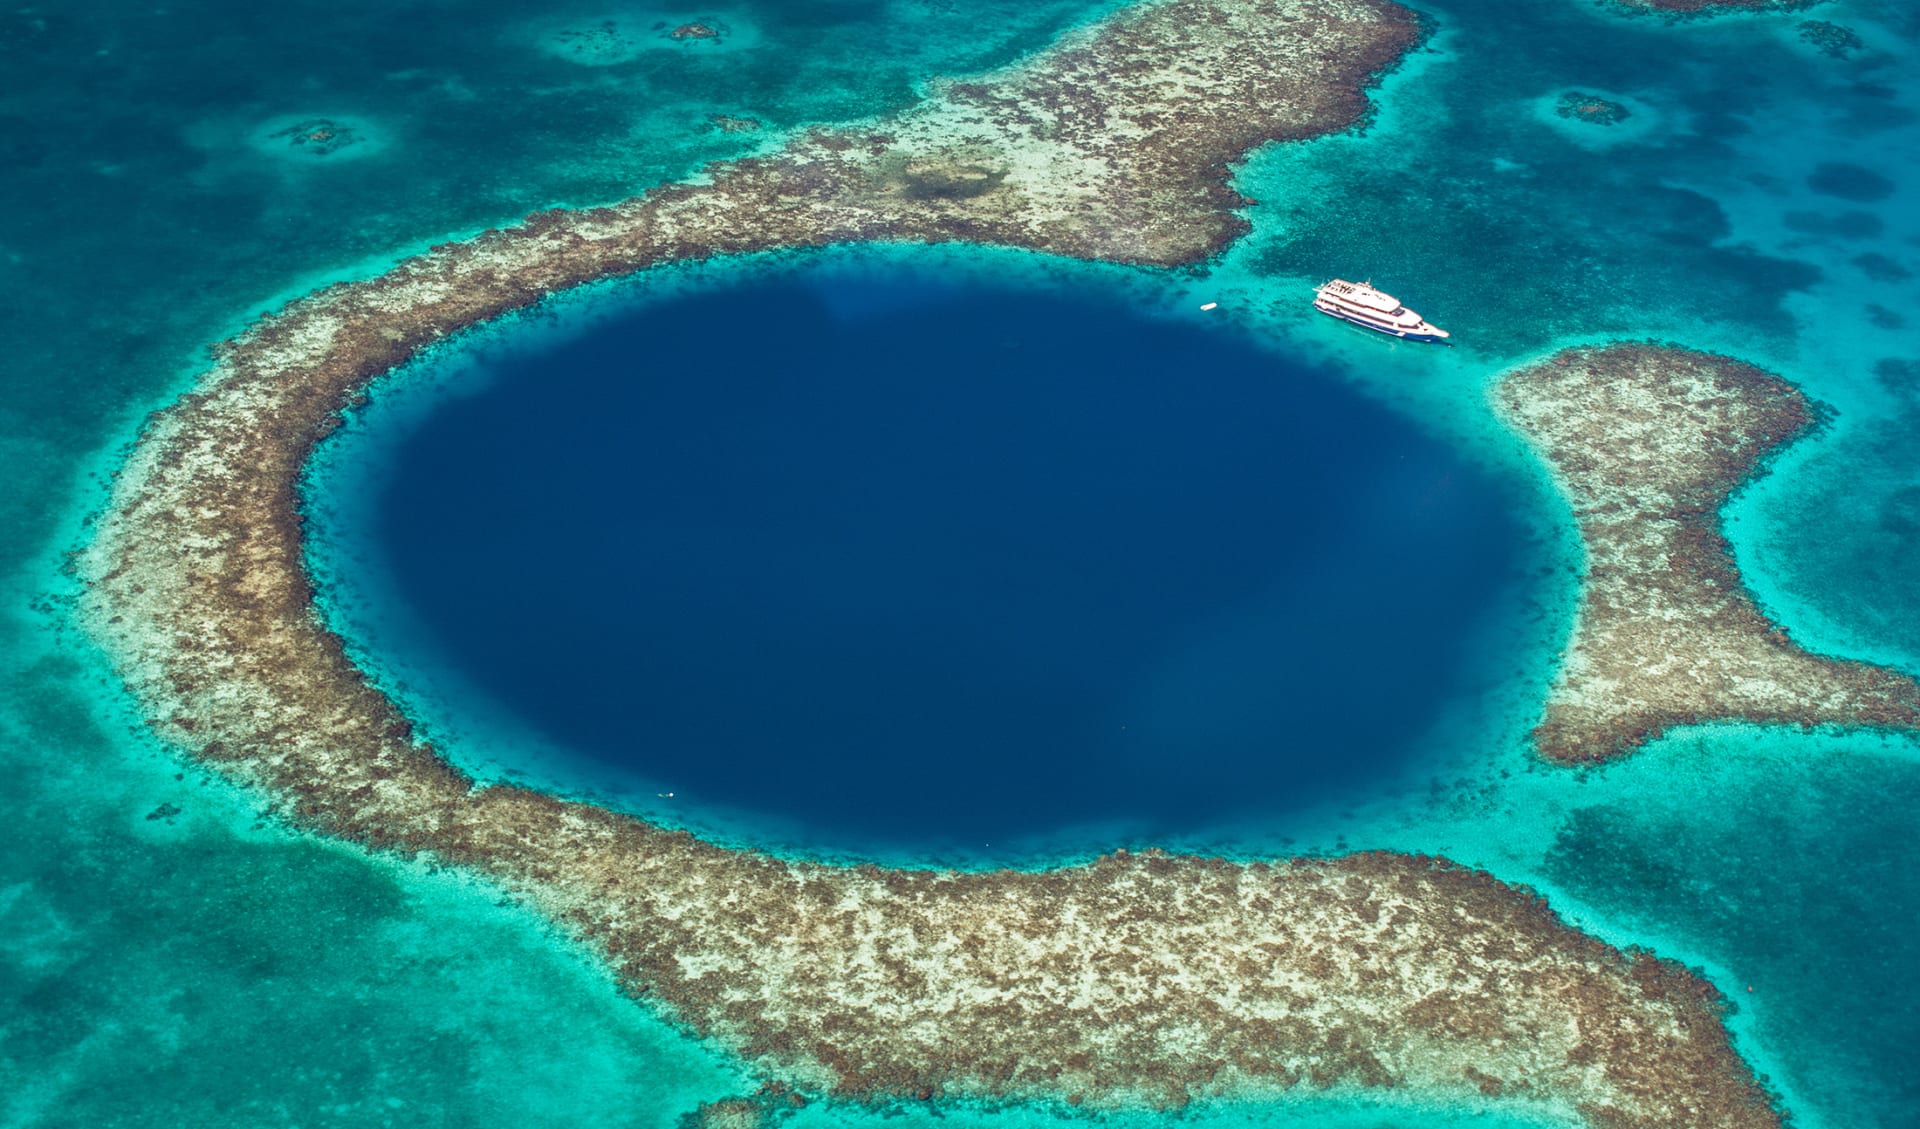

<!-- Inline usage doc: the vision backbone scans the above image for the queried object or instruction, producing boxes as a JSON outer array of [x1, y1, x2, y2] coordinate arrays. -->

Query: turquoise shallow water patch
[[0, 615, 750, 1129], [1537, 731, 1920, 1129]]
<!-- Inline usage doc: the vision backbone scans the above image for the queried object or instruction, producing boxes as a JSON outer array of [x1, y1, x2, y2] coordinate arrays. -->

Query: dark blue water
[[361, 271, 1532, 848]]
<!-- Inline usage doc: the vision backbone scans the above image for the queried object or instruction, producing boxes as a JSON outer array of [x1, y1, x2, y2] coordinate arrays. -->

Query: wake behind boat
[[1313, 279, 1450, 343]]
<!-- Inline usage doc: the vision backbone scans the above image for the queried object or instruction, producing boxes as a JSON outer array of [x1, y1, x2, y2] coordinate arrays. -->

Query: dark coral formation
[[684, 1096, 775, 1129], [552, 21, 626, 58], [1554, 92, 1630, 126], [683, 1081, 807, 1129], [1496, 344, 1920, 764], [1609, 0, 1816, 15], [268, 118, 360, 157], [1797, 19, 1863, 57], [79, 2, 1788, 1127], [665, 21, 726, 42], [1853, 253, 1912, 283]]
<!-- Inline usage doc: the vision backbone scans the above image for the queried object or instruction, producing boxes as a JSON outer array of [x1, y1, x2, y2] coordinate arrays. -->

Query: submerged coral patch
[[1554, 91, 1630, 125], [248, 114, 385, 162], [1527, 88, 1660, 151], [1853, 252, 1912, 282], [1605, 0, 1815, 16], [1797, 20, 1864, 57], [544, 20, 643, 65], [1805, 161, 1896, 203], [1780, 209, 1884, 239], [537, 10, 761, 63], [267, 119, 362, 156]]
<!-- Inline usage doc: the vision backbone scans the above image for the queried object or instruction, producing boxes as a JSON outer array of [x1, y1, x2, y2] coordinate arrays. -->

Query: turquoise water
[[5, 0, 1920, 1127]]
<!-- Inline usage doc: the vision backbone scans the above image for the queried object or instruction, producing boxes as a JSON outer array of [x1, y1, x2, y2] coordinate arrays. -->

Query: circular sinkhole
[[311, 265, 1540, 855]]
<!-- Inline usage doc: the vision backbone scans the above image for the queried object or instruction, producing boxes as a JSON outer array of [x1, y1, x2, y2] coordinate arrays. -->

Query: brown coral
[[1496, 344, 1920, 764]]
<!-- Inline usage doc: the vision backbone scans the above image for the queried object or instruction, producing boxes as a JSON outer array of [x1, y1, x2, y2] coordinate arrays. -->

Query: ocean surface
[[3, 0, 1918, 1126]]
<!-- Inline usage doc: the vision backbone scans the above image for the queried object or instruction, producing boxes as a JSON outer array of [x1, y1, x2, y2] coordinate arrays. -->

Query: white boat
[[1312, 279, 1450, 343]]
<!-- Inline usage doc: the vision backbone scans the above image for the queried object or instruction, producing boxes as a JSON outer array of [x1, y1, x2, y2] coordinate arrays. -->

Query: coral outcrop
[[1497, 344, 1920, 764], [1554, 92, 1630, 125]]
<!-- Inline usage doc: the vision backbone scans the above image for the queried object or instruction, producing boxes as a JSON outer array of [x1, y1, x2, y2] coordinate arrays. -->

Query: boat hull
[[1313, 301, 1450, 343]]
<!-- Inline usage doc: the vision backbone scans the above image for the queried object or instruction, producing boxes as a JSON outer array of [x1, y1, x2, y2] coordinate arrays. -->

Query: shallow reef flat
[[1497, 344, 1920, 764], [78, 0, 1788, 1125]]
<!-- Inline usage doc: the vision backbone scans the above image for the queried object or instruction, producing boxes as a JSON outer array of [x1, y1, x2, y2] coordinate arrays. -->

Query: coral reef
[[687, 1098, 768, 1129], [666, 21, 725, 42], [1554, 92, 1630, 126], [548, 21, 639, 65], [684, 1082, 807, 1129], [78, 2, 1788, 1127], [1797, 20, 1863, 57], [267, 118, 360, 157], [1496, 344, 1920, 764]]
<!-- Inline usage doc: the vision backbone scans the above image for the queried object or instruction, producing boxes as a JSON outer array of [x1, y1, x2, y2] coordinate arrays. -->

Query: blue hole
[[340, 268, 1538, 854]]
